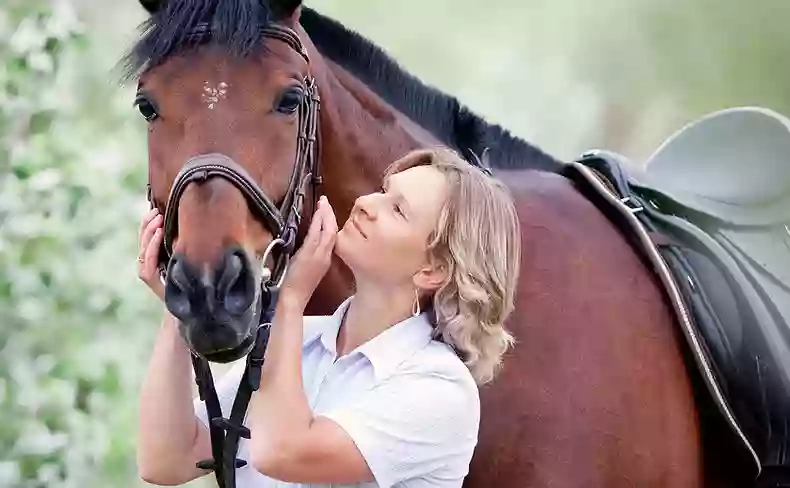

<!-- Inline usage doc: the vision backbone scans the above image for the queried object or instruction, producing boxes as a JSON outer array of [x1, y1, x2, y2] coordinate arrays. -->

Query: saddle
[[562, 107, 790, 487]]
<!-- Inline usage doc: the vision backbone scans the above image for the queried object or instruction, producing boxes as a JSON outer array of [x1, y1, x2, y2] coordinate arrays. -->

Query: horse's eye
[[275, 87, 304, 114], [134, 95, 159, 122]]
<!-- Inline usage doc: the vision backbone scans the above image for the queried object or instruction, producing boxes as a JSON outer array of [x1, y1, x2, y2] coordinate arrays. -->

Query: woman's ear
[[413, 259, 449, 293]]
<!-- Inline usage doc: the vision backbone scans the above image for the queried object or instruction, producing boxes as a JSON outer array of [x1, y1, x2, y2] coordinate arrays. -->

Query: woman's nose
[[354, 193, 379, 220]]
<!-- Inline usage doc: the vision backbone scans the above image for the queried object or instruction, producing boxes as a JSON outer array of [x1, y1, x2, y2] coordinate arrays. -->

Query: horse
[[122, 0, 758, 486]]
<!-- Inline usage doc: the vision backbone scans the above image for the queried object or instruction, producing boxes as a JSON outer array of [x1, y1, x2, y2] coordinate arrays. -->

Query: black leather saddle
[[563, 107, 790, 487]]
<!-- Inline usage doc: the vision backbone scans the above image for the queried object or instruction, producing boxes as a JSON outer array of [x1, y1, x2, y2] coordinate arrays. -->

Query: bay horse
[[123, 0, 756, 486]]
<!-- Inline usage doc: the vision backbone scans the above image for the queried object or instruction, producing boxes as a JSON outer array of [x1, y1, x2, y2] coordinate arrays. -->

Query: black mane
[[300, 7, 562, 172], [122, 1, 562, 171], [123, 0, 279, 79]]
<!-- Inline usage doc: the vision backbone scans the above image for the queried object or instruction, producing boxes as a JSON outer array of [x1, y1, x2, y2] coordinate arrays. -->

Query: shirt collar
[[312, 296, 434, 381], [301, 297, 352, 352]]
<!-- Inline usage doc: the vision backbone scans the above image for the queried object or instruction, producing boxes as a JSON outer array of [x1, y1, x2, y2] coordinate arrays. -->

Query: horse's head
[[128, 0, 319, 362]]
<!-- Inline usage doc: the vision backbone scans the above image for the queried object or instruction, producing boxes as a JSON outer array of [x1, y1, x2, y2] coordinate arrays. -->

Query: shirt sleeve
[[193, 360, 247, 428], [319, 371, 480, 488]]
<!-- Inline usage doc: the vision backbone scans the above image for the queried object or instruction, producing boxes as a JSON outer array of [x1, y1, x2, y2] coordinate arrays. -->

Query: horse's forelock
[[122, 0, 278, 80]]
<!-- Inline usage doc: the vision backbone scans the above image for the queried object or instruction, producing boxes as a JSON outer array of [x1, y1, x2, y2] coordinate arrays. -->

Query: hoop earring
[[412, 290, 421, 317]]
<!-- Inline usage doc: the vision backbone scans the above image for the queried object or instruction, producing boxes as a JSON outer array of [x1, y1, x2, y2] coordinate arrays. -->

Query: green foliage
[[0, 1, 162, 486]]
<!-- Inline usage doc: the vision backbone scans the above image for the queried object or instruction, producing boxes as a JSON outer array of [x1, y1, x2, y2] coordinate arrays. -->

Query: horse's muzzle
[[164, 246, 260, 362]]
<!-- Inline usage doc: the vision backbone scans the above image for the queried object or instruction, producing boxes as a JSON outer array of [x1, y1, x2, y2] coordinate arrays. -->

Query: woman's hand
[[138, 207, 165, 301], [280, 196, 338, 311]]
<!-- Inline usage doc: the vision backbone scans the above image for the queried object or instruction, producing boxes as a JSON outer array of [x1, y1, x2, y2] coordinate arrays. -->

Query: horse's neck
[[302, 52, 439, 315], [316, 58, 440, 185]]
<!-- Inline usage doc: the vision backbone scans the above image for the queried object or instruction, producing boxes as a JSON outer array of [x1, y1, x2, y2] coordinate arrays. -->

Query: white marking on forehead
[[202, 81, 228, 110]]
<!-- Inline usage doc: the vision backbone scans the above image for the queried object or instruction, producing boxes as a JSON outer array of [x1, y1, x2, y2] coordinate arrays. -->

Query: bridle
[[144, 22, 321, 488], [147, 23, 321, 292]]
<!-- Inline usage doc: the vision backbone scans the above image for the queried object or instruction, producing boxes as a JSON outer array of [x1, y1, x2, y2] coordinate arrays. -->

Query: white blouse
[[194, 297, 480, 488]]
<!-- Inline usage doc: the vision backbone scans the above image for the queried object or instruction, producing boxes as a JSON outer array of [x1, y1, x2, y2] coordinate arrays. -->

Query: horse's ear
[[139, 0, 165, 14], [269, 0, 302, 20]]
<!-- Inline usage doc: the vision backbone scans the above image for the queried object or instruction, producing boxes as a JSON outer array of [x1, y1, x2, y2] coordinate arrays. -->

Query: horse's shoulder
[[496, 168, 615, 233]]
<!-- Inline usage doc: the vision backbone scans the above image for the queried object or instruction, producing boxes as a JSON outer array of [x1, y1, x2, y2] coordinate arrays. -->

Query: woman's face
[[335, 165, 449, 287]]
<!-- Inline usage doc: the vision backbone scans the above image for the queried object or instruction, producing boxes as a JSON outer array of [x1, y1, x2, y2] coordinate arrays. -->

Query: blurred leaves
[[0, 1, 158, 487]]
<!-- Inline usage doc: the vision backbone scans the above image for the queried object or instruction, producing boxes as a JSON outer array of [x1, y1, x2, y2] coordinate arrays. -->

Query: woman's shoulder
[[374, 341, 480, 441], [399, 340, 479, 398]]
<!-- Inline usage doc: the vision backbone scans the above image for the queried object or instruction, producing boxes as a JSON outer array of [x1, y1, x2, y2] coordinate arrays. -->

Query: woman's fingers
[[317, 199, 337, 254], [302, 196, 327, 251], [136, 208, 165, 301], [139, 207, 160, 242], [143, 228, 164, 277], [139, 213, 163, 256], [138, 226, 165, 301]]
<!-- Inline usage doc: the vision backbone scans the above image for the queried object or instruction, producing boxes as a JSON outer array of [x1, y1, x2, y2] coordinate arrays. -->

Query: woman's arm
[[246, 197, 373, 483], [136, 312, 213, 485], [247, 298, 374, 484]]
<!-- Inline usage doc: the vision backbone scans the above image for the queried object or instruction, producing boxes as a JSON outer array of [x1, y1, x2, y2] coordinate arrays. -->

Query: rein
[[144, 22, 321, 488]]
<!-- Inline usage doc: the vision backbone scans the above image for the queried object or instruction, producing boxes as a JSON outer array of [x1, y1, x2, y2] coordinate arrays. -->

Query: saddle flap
[[653, 212, 790, 469], [716, 226, 790, 299], [569, 147, 790, 477]]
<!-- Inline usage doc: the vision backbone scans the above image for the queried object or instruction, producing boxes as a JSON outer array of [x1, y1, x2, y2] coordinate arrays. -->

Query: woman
[[136, 147, 521, 487]]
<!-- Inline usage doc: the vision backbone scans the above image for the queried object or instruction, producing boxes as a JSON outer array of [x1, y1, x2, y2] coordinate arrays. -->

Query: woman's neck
[[336, 281, 416, 357]]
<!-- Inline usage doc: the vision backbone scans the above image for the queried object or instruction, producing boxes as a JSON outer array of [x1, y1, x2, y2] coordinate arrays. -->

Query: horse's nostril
[[165, 254, 194, 319], [163, 249, 256, 324], [217, 249, 255, 316]]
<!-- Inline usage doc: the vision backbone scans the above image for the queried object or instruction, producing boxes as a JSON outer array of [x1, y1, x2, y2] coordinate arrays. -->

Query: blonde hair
[[384, 147, 521, 385]]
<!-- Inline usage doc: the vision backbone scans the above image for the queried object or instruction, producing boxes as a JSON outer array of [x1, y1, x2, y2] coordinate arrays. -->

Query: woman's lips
[[351, 218, 367, 239]]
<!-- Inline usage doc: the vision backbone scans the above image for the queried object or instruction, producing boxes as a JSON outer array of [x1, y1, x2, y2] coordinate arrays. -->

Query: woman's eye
[[275, 88, 304, 114], [134, 95, 159, 121]]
